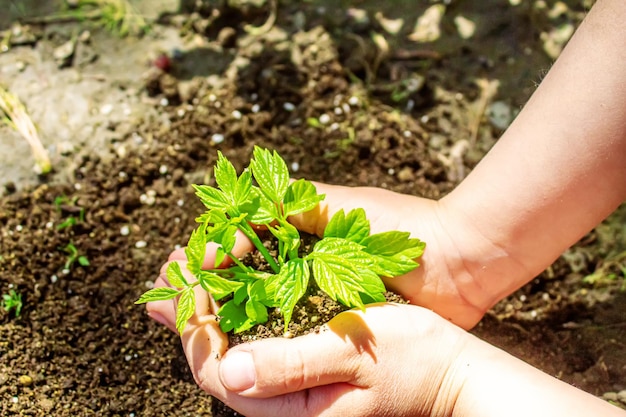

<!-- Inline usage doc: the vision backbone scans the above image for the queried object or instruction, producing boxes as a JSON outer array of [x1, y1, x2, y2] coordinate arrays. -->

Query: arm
[[438, 0, 626, 312]]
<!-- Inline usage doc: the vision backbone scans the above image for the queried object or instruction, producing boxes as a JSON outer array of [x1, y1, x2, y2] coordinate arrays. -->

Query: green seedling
[[61, 243, 90, 270], [0, 85, 51, 175], [136, 147, 425, 335], [54, 195, 86, 230], [2, 289, 23, 317]]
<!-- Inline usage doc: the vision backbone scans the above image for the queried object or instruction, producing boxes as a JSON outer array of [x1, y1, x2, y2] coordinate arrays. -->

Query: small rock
[[454, 15, 476, 39], [408, 5, 445, 43], [18, 375, 33, 387], [397, 167, 415, 182], [53, 38, 76, 68], [487, 101, 515, 130], [617, 390, 626, 403], [375, 12, 404, 35]]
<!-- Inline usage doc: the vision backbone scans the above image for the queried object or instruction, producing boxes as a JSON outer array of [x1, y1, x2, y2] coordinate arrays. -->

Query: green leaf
[[269, 222, 301, 256], [235, 169, 253, 206], [365, 253, 421, 277], [362, 231, 424, 257], [324, 208, 370, 243], [245, 298, 268, 323], [311, 237, 371, 267], [283, 179, 325, 217], [311, 252, 366, 310], [185, 227, 206, 275], [166, 261, 188, 288], [245, 187, 278, 224], [198, 270, 244, 300], [265, 258, 309, 329], [250, 146, 289, 203], [362, 231, 425, 276], [214, 151, 239, 200], [218, 300, 257, 333], [193, 184, 231, 212], [176, 288, 196, 334], [135, 287, 180, 304]]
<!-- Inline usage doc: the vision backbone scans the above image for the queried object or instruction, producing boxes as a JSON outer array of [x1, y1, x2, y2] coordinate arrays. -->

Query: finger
[[289, 182, 419, 236], [147, 233, 255, 331], [218, 309, 378, 398], [167, 230, 255, 268]]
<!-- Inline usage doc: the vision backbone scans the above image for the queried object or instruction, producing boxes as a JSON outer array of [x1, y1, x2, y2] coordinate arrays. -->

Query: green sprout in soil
[[0, 85, 52, 175], [54, 195, 86, 230], [61, 243, 90, 270], [136, 147, 425, 335], [2, 289, 23, 317]]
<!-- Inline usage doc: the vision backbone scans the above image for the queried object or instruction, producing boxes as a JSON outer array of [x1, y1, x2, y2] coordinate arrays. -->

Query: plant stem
[[238, 222, 280, 273]]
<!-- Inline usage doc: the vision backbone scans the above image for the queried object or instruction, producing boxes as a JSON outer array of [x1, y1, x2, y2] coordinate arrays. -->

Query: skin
[[146, 0, 626, 416]]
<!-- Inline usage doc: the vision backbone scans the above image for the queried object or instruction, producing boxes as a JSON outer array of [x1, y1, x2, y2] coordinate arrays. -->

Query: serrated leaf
[[283, 179, 325, 217], [135, 287, 180, 304], [166, 261, 188, 288], [265, 258, 309, 329], [311, 237, 372, 267], [324, 208, 370, 243], [185, 228, 206, 275], [197, 270, 244, 300], [175, 288, 196, 334], [366, 253, 421, 277], [193, 184, 231, 212], [214, 151, 239, 200], [311, 253, 365, 310], [235, 169, 253, 205], [218, 300, 257, 333], [362, 231, 423, 257], [244, 187, 277, 224], [250, 147, 289, 203]]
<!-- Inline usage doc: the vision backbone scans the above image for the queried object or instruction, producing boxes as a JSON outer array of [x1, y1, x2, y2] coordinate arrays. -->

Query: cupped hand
[[149, 289, 477, 417], [290, 182, 504, 329]]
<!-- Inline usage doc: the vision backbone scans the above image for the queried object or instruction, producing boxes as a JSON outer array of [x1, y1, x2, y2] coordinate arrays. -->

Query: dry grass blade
[[0, 85, 52, 175]]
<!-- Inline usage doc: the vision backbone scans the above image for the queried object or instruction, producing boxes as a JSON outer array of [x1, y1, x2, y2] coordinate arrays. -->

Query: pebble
[[18, 375, 33, 386], [50, 275, 58, 284], [100, 104, 114, 115], [283, 102, 295, 111], [319, 114, 330, 124], [232, 110, 242, 119], [135, 240, 147, 249], [211, 133, 225, 144], [251, 103, 260, 113], [120, 225, 130, 236], [348, 96, 359, 106]]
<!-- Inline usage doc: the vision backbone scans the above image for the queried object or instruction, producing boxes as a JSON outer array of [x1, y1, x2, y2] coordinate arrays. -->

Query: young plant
[[61, 243, 90, 270], [2, 289, 23, 317], [136, 147, 425, 335]]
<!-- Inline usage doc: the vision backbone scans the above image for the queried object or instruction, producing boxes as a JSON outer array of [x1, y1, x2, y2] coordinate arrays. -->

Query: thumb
[[289, 182, 402, 236], [218, 309, 376, 398]]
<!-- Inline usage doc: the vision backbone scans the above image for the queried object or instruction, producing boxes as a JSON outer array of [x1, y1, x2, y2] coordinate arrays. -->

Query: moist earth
[[1, 1, 626, 416]]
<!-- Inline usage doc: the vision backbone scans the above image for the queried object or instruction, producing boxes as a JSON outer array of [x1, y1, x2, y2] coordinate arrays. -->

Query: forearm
[[441, 0, 626, 304], [452, 338, 625, 417]]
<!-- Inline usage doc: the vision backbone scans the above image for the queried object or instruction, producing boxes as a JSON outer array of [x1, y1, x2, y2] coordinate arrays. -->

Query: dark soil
[[2, 1, 626, 416]]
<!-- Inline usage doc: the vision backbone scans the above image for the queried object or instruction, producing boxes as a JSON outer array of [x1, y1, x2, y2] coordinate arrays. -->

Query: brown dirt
[[2, 1, 626, 416]]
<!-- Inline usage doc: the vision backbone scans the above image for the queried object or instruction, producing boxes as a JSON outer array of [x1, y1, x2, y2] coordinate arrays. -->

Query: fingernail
[[219, 351, 256, 392]]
